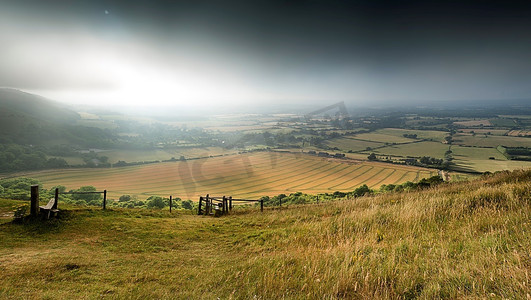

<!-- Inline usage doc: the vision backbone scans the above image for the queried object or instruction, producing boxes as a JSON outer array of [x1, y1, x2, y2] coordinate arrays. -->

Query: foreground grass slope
[[0, 169, 530, 299]]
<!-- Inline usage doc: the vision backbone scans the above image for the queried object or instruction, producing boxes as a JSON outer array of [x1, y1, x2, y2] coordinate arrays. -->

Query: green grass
[[0, 199, 20, 225], [0, 169, 529, 299], [489, 118, 518, 127], [453, 134, 531, 148]]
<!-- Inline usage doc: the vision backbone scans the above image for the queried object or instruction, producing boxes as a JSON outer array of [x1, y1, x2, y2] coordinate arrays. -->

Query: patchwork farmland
[[24, 152, 437, 200]]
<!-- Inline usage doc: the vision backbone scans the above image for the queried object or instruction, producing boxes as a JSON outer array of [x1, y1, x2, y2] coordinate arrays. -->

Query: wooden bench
[[39, 198, 59, 219]]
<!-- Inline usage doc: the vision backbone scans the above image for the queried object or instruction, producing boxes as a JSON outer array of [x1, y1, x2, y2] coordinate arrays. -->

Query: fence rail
[[59, 189, 108, 209], [27, 185, 260, 220]]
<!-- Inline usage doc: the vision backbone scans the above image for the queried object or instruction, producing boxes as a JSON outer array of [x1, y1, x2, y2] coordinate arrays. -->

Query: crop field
[[25, 152, 437, 200], [507, 130, 531, 137], [452, 134, 531, 148], [451, 145, 531, 173], [371, 141, 449, 158], [325, 137, 383, 152], [101, 147, 237, 163]]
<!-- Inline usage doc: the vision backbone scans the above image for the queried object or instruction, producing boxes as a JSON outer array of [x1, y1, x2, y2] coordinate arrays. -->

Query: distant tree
[[72, 186, 101, 202], [114, 161, 128, 167], [51, 185, 67, 193], [368, 153, 377, 161], [119, 195, 132, 202], [46, 157, 68, 168]]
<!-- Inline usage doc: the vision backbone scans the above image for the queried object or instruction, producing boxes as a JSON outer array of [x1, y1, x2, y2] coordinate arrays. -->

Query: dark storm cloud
[[1, 0, 531, 104]]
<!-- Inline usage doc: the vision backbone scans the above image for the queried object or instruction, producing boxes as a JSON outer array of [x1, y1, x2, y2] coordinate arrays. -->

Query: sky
[[1, 0, 531, 108]]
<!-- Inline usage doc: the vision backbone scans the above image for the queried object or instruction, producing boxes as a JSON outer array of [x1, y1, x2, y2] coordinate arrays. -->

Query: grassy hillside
[[0, 89, 78, 144], [0, 88, 80, 125], [0, 89, 116, 149], [23, 152, 437, 200], [0, 169, 529, 299]]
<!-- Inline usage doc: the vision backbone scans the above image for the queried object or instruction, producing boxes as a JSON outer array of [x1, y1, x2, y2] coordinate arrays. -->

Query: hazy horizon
[[1, 1, 531, 108]]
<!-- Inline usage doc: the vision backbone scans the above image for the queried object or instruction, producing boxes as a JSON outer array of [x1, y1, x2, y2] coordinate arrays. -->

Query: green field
[[325, 137, 384, 152], [375, 128, 448, 142], [451, 145, 531, 173], [23, 152, 437, 200], [371, 141, 449, 158], [1, 170, 529, 298], [458, 129, 508, 136], [489, 118, 518, 127], [350, 132, 413, 144], [453, 134, 531, 148]]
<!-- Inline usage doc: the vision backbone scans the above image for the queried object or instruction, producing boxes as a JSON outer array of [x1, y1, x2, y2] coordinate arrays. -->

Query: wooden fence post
[[208, 194, 211, 215], [206, 194, 210, 215], [53, 188, 59, 209], [169, 195, 172, 213], [222, 196, 226, 214], [260, 199, 264, 212], [30, 185, 39, 217], [103, 190, 107, 210], [198, 196, 203, 215], [229, 196, 232, 210], [279, 197, 282, 207]]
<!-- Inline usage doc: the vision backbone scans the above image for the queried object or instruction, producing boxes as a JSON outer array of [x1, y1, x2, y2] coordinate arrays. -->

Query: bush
[[352, 184, 372, 197], [147, 196, 166, 209], [181, 200, 194, 210]]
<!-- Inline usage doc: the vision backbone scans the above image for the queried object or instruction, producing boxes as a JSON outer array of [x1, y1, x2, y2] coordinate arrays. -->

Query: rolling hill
[[0, 88, 114, 148]]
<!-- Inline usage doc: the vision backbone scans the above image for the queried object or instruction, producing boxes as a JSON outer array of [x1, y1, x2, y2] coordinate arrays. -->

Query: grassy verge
[[0, 169, 530, 299]]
